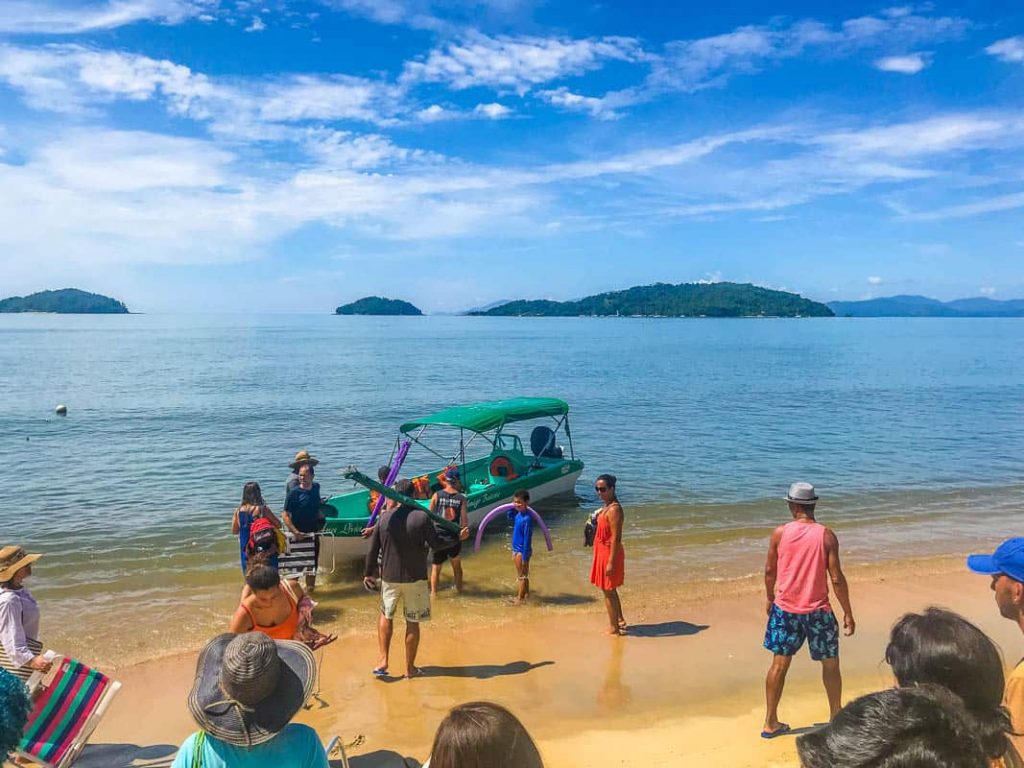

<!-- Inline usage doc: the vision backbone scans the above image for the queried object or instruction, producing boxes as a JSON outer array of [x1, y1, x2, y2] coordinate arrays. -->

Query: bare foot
[[606, 627, 624, 636]]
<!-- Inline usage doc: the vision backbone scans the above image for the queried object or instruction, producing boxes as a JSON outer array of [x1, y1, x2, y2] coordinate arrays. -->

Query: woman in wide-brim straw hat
[[0, 545, 51, 680], [170, 632, 329, 768]]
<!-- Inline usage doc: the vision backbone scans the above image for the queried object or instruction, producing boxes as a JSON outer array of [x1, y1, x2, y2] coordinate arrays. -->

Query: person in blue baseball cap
[[967, 537, 1024, 758]]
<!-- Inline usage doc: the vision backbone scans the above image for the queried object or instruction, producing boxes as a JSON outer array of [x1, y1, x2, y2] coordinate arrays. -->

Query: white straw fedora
[[785, 482, 819, 504]]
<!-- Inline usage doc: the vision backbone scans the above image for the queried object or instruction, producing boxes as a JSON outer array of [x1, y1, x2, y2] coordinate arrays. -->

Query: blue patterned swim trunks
[[763, 604, 839, 660]]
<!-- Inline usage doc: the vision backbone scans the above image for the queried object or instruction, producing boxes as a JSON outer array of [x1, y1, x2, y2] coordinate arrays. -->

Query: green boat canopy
[[400, 397, 570, 435]]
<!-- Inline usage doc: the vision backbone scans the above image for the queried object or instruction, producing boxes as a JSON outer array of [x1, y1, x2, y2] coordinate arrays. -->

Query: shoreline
[[83, 560, 1021, 767]]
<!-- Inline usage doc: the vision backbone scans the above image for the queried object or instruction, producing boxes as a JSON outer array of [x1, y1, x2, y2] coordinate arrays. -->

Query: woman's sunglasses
[[594, 485, 609, 492]]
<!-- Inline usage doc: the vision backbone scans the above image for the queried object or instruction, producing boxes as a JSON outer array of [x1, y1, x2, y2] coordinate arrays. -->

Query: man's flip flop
[[371, 667, 388, 677], [760, 723, 791, 739], [406, 667, 424, 679]]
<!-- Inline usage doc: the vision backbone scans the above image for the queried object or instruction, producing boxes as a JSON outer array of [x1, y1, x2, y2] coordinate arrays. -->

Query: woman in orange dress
[[590, 474, 626, 635]]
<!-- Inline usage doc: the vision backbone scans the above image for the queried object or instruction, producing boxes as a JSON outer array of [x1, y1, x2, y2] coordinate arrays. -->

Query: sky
[[0, 1, 1022, 313]]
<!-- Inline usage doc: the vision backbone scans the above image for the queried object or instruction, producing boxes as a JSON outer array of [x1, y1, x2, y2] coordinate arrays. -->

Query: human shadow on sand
[[417, 660, 555, 679], [77, 742, 177, 768], [626, 621, 709, 638]]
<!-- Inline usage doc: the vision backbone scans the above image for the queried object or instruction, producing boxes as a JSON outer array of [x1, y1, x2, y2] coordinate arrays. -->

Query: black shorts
[[432, 539, 462, 565]]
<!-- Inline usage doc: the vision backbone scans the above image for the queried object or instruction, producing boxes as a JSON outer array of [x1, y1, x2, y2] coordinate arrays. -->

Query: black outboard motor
[[530, 426, 563, 459]]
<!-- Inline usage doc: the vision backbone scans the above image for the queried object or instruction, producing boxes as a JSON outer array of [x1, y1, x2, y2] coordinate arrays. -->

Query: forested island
[[335, 296, 423, 316], [829, 295, 1024, 317], [469, 282, 833, 318], [0, 288, 129, 314]]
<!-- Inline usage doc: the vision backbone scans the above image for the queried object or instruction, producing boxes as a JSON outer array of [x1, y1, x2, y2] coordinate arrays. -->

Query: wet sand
[[81, 560, 1022, 767]]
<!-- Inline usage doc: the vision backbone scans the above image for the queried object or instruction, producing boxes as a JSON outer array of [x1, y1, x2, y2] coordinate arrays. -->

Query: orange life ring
[[489, 455, 518, 480]]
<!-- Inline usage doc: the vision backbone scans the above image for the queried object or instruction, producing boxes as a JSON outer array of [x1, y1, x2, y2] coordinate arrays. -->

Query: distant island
[[469, 282, 833, 318], [0, 288, 129, 314], [335, 296, 423, 316], [828, 295, 1024, 317]]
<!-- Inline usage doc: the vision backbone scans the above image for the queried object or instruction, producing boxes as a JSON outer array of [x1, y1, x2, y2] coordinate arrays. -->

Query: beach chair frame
[[324, 735, 351, 768]]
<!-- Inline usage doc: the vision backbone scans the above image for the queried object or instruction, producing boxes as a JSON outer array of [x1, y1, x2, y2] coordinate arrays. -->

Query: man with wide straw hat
[[285, 450, 320, 501], [170, 632, 328, 768], [0, 545, 50, 680]]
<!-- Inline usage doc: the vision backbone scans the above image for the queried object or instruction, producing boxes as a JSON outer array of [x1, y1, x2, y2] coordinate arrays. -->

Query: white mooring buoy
[[55, 404, 67, 416]]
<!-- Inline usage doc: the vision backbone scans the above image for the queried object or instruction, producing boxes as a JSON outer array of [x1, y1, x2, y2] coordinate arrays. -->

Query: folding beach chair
[[14, 655, 121, 768]]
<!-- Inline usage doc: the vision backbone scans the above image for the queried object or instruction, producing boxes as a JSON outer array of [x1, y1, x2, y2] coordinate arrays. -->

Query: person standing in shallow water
[[762, 481, 854, 739], [590, 474, 626, 635]]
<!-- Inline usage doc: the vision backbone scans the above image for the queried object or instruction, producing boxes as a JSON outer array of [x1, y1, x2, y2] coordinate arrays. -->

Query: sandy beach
[[77, 558, 1021, 768]]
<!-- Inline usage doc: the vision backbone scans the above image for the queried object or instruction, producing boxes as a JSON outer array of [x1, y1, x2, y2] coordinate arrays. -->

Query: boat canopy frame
[[388, 397, 576, 471]]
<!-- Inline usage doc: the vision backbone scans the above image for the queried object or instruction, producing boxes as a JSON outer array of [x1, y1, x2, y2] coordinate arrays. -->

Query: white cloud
[[474, 102, 511, 119], [867, 276, 883, 285], [986, 37, 1024, 64], [899, 192, 1024, 221], [551, 10, 968, 116], [874, 53, 929, 74], [39, 129, 232, 191], [415, 104, 450, 122], [0, 44, 400, 129], [979, 286, 997, 296], [0, 0, 210, 34], [813, 114, 1023, 159], [537, 87, 620, 119], [245, 15, 265, 32], [401, 32, 644, 94]]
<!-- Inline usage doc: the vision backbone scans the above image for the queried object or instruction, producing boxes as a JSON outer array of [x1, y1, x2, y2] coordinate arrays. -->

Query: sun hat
[[785, 482, 819, 505], [0, 546, 41, 583], [289, 450, 320, 471], [187, 632, 315, 747], [967, 538, 1024, 583]]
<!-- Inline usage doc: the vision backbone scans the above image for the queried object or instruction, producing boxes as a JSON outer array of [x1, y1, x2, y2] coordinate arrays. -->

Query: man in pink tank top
[[761, 482, 855, 739]]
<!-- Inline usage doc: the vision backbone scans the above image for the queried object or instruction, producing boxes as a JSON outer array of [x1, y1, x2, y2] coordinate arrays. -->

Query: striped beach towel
[[278, 533, 317, 578], [17, 657, 121, 768], [0, 636, 43, 682]]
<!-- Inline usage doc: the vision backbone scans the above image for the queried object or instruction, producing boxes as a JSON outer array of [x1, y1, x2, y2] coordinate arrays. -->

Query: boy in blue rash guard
[[507, 489, 534, 604]]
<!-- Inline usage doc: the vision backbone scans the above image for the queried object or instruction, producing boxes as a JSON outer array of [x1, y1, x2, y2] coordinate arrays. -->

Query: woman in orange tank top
[[229, 562, 302, 641]]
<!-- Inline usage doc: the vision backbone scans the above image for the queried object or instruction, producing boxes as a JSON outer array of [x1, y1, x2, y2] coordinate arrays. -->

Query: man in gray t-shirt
[[362, 479, 466, 679]]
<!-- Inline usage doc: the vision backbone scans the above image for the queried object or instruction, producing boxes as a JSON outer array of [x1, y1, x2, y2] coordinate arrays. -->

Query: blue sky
[[0, 1, 1022, 312]]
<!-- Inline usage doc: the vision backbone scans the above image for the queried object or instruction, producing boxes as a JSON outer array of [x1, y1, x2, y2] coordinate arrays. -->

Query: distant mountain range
[[469, 282, 833, 318], [335, 296, 422, 316], [828, 295, 1024, 317], [0, 288, 129, 314]]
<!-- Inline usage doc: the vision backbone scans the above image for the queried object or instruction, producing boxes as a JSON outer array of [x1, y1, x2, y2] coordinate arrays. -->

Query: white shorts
[[381, 580, 431, 622]]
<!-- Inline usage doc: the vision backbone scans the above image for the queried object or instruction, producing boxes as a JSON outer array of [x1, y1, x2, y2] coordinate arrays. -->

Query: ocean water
[[1, 314, 1022, 664]]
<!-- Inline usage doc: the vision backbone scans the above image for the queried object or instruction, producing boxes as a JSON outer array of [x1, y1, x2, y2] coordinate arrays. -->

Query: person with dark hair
[[425, 701, 543, 768], [968, 537, 1024, 759], [429, 467, 469, 595], [232, 482, 283, 574], [590, 474, 626, 635], [0, 667, 31, 764], [886, 607, 1022, 766], [796, 685, 989, 768], [230, 564, 303, 640], [762, 482, 854, 738], [507, 489, 534, 604], [283, 460, 328, 592], [363, 478, 467, 679]]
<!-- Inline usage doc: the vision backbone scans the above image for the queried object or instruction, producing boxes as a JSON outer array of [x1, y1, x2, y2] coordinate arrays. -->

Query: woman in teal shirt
[[170, 632, 328, 768]]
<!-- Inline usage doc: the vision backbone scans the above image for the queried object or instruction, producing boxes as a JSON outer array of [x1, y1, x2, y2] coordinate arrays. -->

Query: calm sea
[[1, 314, 1022, 664]]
